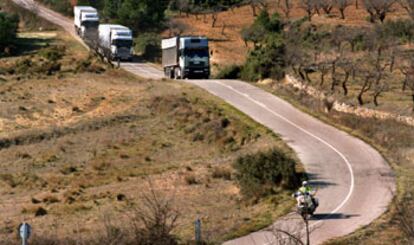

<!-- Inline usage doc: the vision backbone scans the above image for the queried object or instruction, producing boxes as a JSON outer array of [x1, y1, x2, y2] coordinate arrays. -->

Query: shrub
[[36, 0, 73, 16], [184, 175, 198, 185], [212, 167, 232, 180], [379, 19, 414, 44], [134, 32, 161, 61], [39, 45, 66, 62], [215, 65, 241, 79], [0, 12, 19, 55], [117, 0, 168, 33], [233, 149, 299, 200], [240, 11, 286, 81], [241, 36, 286, 81]]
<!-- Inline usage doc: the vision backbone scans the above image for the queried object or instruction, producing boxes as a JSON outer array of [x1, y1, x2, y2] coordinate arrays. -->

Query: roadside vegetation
[[0, 2, 302, 244], [0, 12, 18, 56], [207, 1, 413, 243]]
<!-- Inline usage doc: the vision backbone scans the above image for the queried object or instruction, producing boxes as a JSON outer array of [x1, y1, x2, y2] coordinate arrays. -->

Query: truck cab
[[162, 36, 210, 79], [74, 6, 99, 40], [179, 37, 210, 79], [98, 24, 133, 61]]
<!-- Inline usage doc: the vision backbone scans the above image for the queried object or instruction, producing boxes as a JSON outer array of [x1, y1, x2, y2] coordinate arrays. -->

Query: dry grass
[[0, 28, 299, 245]]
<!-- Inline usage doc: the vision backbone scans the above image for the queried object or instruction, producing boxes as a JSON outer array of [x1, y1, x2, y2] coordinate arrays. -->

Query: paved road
[[12, 1, 395, 244]]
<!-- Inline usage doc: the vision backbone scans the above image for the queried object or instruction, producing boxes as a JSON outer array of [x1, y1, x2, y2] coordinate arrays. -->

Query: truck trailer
[[162, 36, 210, 79], [98, 24, 133, 61], [73, 6, 99, 40]]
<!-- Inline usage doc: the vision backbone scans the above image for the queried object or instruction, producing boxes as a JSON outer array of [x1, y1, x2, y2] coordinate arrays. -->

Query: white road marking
[[211, 80, 355, 244]]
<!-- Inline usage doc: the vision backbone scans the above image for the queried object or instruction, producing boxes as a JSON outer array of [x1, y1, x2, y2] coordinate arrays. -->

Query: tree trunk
[[320, 72, 325, 86], [212, 13, 218, 27], [403, 79, 408, 91], [358, 92, 364, 105], [251, 4, 257, 16], [340, 9, 345, 19], [305, 71, 312, 83], [342, 73, 350, 96], [373, 92, 380, 106], [307, 10, 313, 21], [412, 94, 414, 112]]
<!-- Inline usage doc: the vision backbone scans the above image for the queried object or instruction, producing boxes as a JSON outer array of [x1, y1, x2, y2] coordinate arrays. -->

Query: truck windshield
[[184, 49, 209, 58], [82, 21, 99, 28], [112, 39, 133, 48]]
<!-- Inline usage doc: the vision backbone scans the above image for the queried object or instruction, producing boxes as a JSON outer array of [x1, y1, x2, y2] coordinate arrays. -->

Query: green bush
[[215, 65, 241, 79], [37, 0, 73, 16], [240, 11, 286, 82], [0, 12, 19, 55], [233, 149, 299, 200], [134, 33, 161, 61], [39, 45, 66, 62], [117, 0, 168, 33], [241, 34, 286, 81], [380, 19, 414, 44]]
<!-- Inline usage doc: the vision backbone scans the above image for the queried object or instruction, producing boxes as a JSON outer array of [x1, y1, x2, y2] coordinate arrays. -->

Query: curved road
[[11, 1, 395, 244]]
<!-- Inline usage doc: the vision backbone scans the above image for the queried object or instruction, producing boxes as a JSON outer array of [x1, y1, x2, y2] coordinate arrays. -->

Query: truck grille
[[189, 61, 207, 68], [118, 47, 130, 59]]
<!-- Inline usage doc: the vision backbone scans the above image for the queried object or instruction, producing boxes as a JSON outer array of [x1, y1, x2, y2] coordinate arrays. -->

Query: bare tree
[[338, 26, 367, 52], [267, 213, 317, 245], [399, 58, 414, 111], [318, 62, 331, 86], [334, 0, 352, 19], [331, 57, 341, 91], [211, 8, 220, 28], [280, 0, 294, 18], [399, 0, 414, 20], [300, 0, 316, 20], [176, 0, 191, 17], [357, 70, 374, 105], [167, 19, 189, 36], [246, 0, 267, 16], [131, 184, 180, 244], [318, 0, 335, 14], [363, 0, 397, 23], [338, 59, 356, 95]]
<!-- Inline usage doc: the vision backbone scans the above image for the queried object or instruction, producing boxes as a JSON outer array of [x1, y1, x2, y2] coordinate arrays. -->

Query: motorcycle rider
[[296, 181, 318, 208]]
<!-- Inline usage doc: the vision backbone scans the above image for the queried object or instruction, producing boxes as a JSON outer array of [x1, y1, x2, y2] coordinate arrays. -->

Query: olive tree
[[363, 0, 397, 23], [334, 0, 352, 19]]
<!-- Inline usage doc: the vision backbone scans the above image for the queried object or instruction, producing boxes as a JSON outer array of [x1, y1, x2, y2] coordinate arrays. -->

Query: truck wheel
[[169, 69, 174, 79], [174, 68, 181, 80]]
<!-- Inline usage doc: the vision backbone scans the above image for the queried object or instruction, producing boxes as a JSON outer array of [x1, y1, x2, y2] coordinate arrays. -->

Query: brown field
[[166, 0, 410, 69], [0, 21, 299, 244]]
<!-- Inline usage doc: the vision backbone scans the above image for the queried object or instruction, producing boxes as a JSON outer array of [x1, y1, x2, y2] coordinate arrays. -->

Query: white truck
[[162, 36, 210, 79], [98, 24, 133, 61], [73, 6, 99, 40]]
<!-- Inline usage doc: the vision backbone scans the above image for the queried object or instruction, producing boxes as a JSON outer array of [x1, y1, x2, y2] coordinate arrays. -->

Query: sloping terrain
[[6, 0, 403, 244], [0, 10, 299, 244]]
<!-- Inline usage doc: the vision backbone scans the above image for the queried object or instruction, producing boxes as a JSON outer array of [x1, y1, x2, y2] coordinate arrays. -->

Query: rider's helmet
[[302, 181, 308, 187]]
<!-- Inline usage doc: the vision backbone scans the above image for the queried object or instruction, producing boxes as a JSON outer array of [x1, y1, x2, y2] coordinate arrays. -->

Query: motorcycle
[[293, 192, 319, 219]]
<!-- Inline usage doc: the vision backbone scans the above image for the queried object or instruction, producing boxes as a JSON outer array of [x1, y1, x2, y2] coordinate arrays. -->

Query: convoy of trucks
[[73, 6, 99, 40], [73, 6, 210, 78], [74, 6, 133, 61], [162, 36, 210, 79], [98, 24, 134, 61]]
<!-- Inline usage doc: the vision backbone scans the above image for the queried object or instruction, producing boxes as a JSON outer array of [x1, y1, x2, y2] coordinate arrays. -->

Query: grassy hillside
[[0, 4, 302, 244]]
